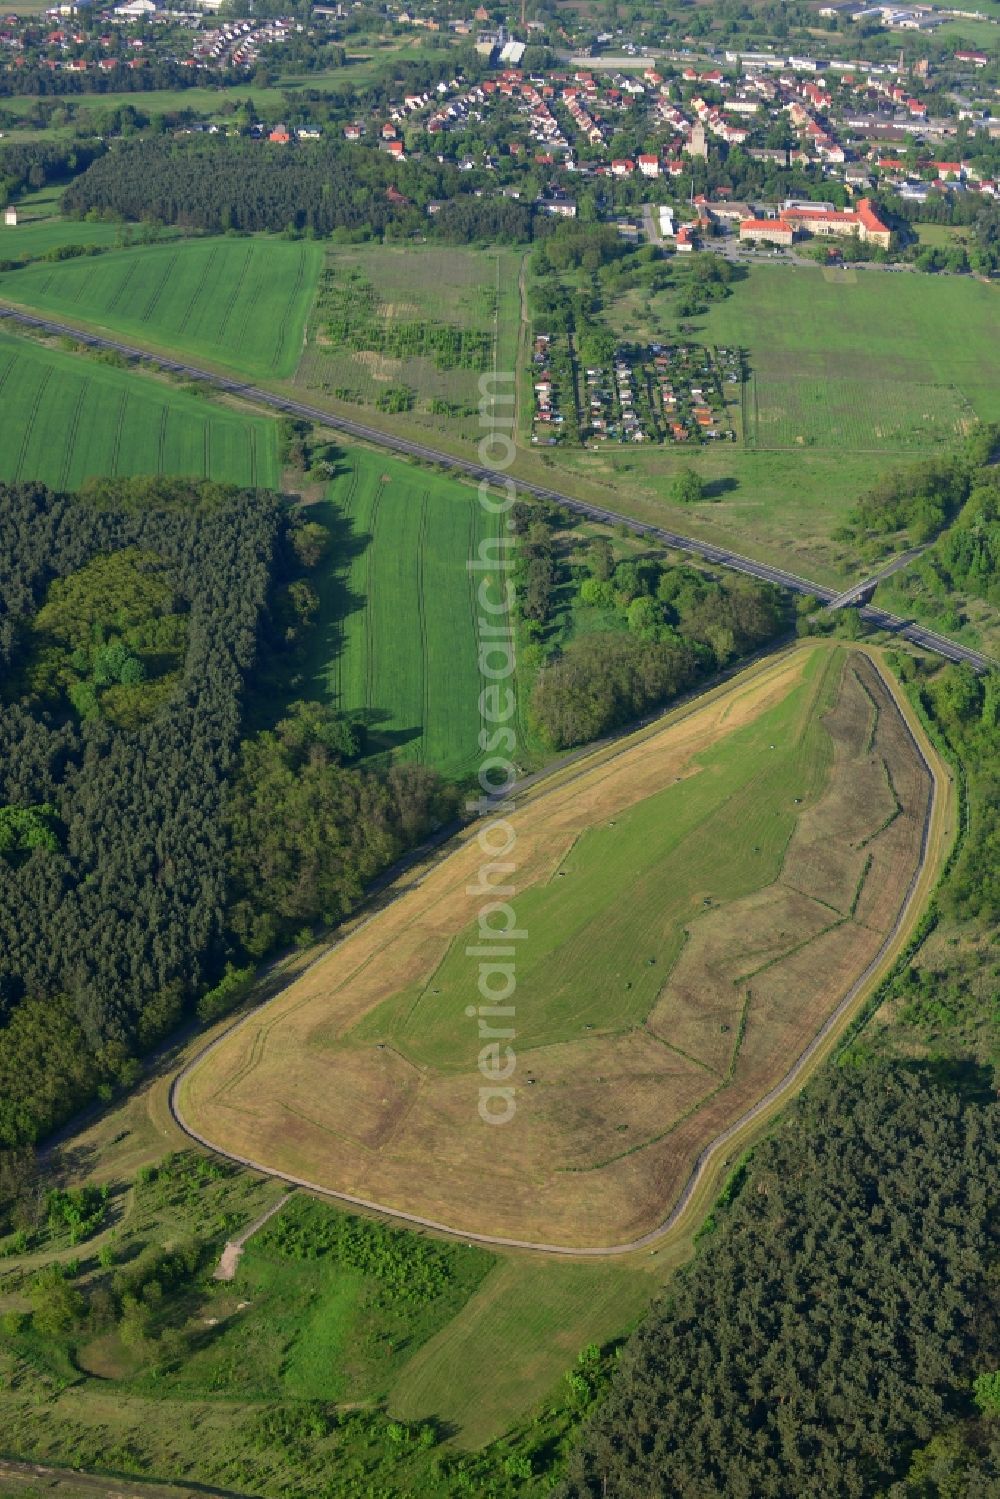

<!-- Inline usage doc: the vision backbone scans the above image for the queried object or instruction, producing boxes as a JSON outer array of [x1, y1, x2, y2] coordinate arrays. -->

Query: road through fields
[[0, 302, 992, 674]]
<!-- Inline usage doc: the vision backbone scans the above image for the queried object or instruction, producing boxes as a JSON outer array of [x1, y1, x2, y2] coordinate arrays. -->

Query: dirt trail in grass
[[213, 1190, 294, 1282], [171, 645, 946, 1257]]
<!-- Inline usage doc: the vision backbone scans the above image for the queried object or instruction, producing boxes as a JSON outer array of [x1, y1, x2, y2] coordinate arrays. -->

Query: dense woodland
[[881, 468, 1000, 641], [560, 1066, 1000, 1499], [61, 136, 533, 241], [840, 425, 1000, 548], [561, 657, 1000, 1497], [0, 138, 105, 206], [0, 479, 452, 1191], [510, 503, 788, 748]]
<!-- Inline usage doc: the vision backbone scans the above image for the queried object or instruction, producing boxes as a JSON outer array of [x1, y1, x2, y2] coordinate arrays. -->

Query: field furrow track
[[66, 267, 96, 308], [13, 367, 52, 480], [271, 245, 306, 373], [176, 244, 217, 335], [0, 352, 17, 400], [140, 251, 179, 325], [109, 390, 129, 476], [59, 379, 89, 490], [0, 303, 991, 674], [215, 245, 254, 348], [107, 257, 139, 314], [232, 265, 265, 369], [157, 405, 168, 472]]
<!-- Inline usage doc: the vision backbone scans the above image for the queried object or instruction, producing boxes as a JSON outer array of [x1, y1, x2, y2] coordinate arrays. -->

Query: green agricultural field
[[295, 242, 524, 446], [0, 332, 278, 489], [0, 236, 322, 378], [291, 448, 508, 779], [0, 217, 126, 258]]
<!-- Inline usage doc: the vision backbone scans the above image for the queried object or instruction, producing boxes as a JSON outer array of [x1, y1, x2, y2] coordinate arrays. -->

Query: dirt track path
[[168, 650, 945, 1261], [212, 1191, 293, 1281]]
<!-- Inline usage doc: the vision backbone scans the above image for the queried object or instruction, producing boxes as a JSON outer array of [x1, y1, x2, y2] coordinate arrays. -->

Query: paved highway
[[826, 545, 930, 609], [0, 302, 993, 673]]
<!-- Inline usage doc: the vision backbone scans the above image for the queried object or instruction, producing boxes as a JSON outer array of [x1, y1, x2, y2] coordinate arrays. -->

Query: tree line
[[0, 60, 248, 100], [560, 1064, 1000, 1498], [60, 136, 533, 242], [0, 478, 453, 1202]]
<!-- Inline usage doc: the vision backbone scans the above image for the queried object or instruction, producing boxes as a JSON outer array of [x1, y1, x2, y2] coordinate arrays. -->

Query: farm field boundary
[[0, 329, 278, 489], [173, 641, 951, 1256], [0, 237, 322, 379], [0, 301, 990, 673]]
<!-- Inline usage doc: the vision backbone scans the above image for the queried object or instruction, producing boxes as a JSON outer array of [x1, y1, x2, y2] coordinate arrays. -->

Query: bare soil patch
[[180, 646, 937, 1246]]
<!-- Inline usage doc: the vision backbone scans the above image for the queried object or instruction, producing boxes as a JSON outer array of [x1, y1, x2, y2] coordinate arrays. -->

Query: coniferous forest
[[559, 1065, 1000, 1499], [61, 137, 534, 242], [0, 478, 453, 1161]]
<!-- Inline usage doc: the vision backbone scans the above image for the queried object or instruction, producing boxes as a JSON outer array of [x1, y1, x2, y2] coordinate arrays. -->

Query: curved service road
[[169, 652, 947, 1259], [0, 302, 991, 675]]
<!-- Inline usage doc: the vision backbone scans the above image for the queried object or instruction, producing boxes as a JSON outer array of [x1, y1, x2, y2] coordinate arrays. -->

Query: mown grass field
[[525, 262, 1000, 582], [388, 1256, 654, 1446], [0, 237, 322, 377], [295, 243, 524, 445], [289, 448, 507, 779], [0, 331, 278, 489], [693, 264, 1000, 449], [180, 643, 939, 1248]]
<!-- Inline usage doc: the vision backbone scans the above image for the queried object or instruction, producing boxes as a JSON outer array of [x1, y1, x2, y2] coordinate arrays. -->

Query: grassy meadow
[[0, 236, 322, 377], [181, 644, 940, 1247], [284, 448, 506, 779], [694, 264, 1000, 447], [523, 262, 1000, 583], [295, 242, 524, 445], [0, 331, 278, 489]]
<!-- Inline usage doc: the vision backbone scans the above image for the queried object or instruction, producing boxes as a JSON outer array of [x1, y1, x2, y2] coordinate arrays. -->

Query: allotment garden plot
[[0, 237, 321, 378], [0, 332, 277, 489], [294, 244, 522, 444], [180, 643, 941, 1247]]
